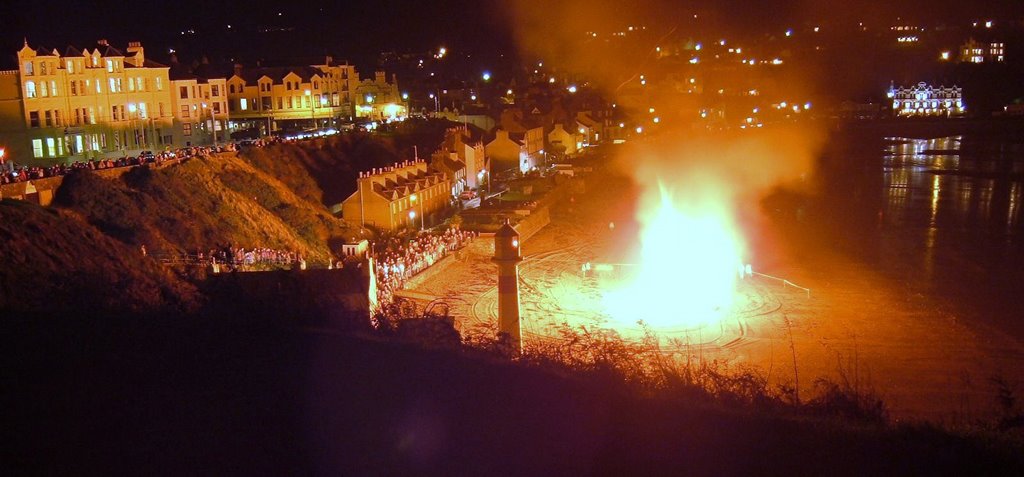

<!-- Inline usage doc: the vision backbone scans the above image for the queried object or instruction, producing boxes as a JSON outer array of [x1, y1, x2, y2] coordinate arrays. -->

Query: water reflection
[[882, 135, 1023, 235], [867, 133, 1024, 337]]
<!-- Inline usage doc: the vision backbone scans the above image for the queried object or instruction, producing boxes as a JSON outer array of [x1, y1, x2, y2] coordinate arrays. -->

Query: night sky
[[2, 0, 1023, 68]]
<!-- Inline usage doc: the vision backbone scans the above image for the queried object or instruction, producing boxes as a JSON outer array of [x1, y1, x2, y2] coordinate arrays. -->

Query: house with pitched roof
[[340, 160, 451, 231], [1, 40, 183, 164], [225, 59, 358, 135]]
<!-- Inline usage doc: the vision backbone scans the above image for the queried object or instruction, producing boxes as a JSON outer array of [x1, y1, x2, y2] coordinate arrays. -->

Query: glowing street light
[[401, 92, 409, 100], [482, 71, 491, 81], [567, 85, 577, 93]]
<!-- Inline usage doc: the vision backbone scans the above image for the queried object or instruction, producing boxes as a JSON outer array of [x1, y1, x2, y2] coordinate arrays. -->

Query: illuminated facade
[[170, 74, 229, 146], [0, 40, 187, 165], [226, 59, 358, 134], [888, 82, 964, 117], [340, 160, 451, 231], [354, 71, 407, 122], [959, 39, 1005, 63]]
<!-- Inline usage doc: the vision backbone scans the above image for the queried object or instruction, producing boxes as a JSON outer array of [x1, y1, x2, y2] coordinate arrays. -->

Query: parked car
[[138, 150, 155, 162], [459, 190, 477, 200]]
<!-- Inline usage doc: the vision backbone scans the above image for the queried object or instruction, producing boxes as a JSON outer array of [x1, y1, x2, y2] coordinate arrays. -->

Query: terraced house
[[340, 160, 451, 231], [225, 58, 359, 135], [0, 40, 216, 166]]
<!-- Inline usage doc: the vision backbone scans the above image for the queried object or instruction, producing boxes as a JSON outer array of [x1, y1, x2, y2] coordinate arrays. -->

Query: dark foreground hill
[[5, 311, 1023, 476]]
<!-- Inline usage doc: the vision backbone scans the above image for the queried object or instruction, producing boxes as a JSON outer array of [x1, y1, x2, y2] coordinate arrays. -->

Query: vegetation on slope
[[0, 199, 199, 314]]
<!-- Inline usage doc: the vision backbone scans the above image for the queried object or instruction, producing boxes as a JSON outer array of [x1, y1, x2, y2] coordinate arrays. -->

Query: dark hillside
[[0, 200, 199, 314], [54, 155, 346, 263]]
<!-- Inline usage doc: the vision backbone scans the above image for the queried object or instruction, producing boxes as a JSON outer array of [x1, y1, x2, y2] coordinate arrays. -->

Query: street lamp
[[410, 193, 424, 230], [305, 89, 314, 130], [201, 102, 218, 147]]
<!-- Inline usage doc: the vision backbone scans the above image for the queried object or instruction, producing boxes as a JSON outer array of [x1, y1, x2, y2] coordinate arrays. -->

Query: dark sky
[[3, 0, 1023, 68]]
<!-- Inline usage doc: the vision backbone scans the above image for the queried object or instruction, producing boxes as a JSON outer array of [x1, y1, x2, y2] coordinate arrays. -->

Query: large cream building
[[0, 40, 224, 166], [225, 59, 359, 135]]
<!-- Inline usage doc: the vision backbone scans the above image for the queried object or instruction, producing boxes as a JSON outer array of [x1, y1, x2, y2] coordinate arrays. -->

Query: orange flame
[[604, 180, 745, 328]]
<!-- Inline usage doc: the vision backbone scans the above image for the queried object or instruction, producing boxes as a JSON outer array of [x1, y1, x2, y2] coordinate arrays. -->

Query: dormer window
[[24, 61, 34, 75]]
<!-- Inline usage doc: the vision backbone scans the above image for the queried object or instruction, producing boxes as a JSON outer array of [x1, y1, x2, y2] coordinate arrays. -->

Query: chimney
[[97, 39, 109, 46], [126, 41, 144, 66]]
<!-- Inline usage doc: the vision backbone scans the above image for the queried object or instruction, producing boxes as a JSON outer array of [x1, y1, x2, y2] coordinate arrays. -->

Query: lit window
[[25, 81, 36, 98], [240, 98, 248, 110], [50, 80, 57, 97], [46, 138, 56, 157], [39, 82, 48, 97], [107, 59, 113, 72], [23, 62, 33, 75], [32, 139, 43, 157], [109, 78, 116, 93], [66, 60, 74, 73], [156, 77, 163, 91]]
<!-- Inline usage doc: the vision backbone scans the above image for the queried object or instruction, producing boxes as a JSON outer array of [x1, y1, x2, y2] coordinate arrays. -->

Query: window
[[127, 78, 135, 92], [39, 82, 48, 97], [54, 110, 61, 126], [88, 107, 96, 124], [183, 123, 192, 136], [116, 78, 122, 92], [40, 62, 47, 75], [155, 77, 163, 91], [136, 77, 144, 91], [179, 86, 188, 99], [278, 97, 283, 109], [159, 102, 165, 117], [106, 59, 113, 72], [109, 78, 116, 93], [46, 138, 56, 157], [70, 81, 77, 96], [213, 102, 221, 114], [95, 80, 101, 93], [50, 80, 57, 97], [180, 104, 190, 118], [25, 81, 36, 98], [112, 106, 119, 121], [211, 85, 220, 96], [29, 111, 40, 128], [23, 61, 33, 75], [139, 103, 148, 119], [75, 108, 82, 125], [66, 60, 74, 73], [240, 98, 248, 110], [286, 82, 292, 91], [314, 81, 319, 89], [32, 139, 43, 157], [229, 84, 236, 94]]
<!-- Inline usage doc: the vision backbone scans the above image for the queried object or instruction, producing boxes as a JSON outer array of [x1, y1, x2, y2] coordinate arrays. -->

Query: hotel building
[[0, 40, 205, 165], [888, 82, 965, 117]]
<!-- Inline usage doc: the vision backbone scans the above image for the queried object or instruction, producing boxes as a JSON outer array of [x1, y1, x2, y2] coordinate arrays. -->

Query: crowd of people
[[0, 131, 322, 186], [373, 229, 476, 305], [152, 244, 306, 272], [0, 143, 250, 185]]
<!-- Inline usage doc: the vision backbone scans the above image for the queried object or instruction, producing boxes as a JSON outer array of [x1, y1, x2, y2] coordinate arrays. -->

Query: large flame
[[604, 182, 745, 329]]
